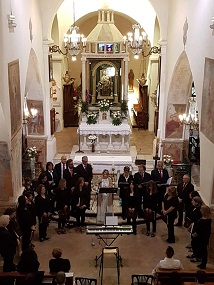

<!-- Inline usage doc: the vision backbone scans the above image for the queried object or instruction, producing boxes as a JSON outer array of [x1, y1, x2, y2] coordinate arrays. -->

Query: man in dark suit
[[134, 164, 151, 217], [54, 156, 67, 186], [63, 159, 77, 191], [76, 156, 93, 209], [151, 161, 169, 214], [118, 166, 133, 220], [175, 174, 194, 226]]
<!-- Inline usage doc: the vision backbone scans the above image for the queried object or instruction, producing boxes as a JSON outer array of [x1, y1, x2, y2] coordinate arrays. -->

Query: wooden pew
[[0, 271, 73, 285], [156, 269, 214, 285]]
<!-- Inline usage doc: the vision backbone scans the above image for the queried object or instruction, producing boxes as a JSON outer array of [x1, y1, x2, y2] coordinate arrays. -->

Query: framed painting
[[8, 60, 22, 138]]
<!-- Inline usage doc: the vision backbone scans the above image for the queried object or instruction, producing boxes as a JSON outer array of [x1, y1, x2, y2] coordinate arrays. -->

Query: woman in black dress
[[194, 205, 212, 269], [16, 195, 36, 250], [143, 180, 158, 237], [162, 186, 178, 243], [35, 184, 51, 242], [55, 179, 71, 234], [125, 181, 138, 235], [73, 177, 87, 231]]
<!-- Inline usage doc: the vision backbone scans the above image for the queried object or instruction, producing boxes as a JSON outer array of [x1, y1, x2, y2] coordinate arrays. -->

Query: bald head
[[183, 174, 190, 184]]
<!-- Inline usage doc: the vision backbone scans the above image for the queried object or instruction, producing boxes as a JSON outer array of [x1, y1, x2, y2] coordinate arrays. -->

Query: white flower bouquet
[[88, 134, 97, 143], [163, 154, 173, 166], [111, 111, 122, 126], [86, 112, 98, 125], [99, 99, 110, 112], [27, 146, 37, 158]]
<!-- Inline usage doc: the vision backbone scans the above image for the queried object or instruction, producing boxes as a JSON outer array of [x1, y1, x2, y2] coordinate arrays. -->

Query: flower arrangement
[[86, 112, 98, 125], [111, 111, 122, 126], [98, 99, 110, 112], [163, 154, 173, 166], [88, 134, 97, 143], [27, 146, 37, 159]]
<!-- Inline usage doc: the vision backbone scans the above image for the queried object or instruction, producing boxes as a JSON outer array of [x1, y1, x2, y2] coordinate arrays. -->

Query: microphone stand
[[75, 126, 84, 153]]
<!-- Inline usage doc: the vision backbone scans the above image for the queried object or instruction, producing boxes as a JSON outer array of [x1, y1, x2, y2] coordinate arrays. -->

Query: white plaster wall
[[163, 0, 214, 205]]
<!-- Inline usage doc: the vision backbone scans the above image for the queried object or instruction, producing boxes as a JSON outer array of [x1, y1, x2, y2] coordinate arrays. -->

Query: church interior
[[0, 0, 214, 284]]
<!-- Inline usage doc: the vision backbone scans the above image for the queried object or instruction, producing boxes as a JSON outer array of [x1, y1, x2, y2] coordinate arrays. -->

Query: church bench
[[0, 271, 73, 285], [156, 268, 214, 284]]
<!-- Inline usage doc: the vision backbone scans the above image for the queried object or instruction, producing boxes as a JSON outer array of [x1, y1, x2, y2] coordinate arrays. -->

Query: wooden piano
[[133, 85, 148, 129]]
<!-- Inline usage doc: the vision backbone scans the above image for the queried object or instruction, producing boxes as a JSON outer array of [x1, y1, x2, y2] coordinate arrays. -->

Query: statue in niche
[[97, 69, 112, 96]]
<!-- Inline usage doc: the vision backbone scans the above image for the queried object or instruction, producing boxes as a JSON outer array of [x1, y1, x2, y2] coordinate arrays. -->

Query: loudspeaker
[[135, 159, 146, 166]]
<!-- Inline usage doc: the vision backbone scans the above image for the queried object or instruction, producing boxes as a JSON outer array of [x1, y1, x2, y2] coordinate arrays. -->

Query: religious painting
[[165, 104, 185, 138], [8, 60, 22, 138], [201, 58, 214, 143], [163, 142, 183, 162], [27, 100, 44, 135]]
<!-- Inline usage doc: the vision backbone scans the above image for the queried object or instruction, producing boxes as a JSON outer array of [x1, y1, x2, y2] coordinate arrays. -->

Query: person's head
[[167, 186, 177, 197], [102, 169, 109, 178], [18, 195, 27, 208], [39, 172, 47, 182], [76, 177, 85, 188], [4, 207, 16, 219], [61, 156, 67, 164], [123, 166, 130, 175], [200, 205, 211, 219], [37, 184, 46, 195], [196, 270, 207, 284], [46, 161, 54, 171], [24, 177, 32, 187], [138, 164, 146, 173], [166, 246, 174, 258], [192, 196, 203, 208], [190, 190, 200, 199], [52, 247, 62, 259], [157, 161, 163, 170], [20, 248, 38, 263], [55, 271, 66, 285], [82, 156, 88, 166], [67, 159, 74, 169], [183, 174, 190, 184], [147, 180, 157, 194], [25, 191, 33, 202], [59, 179, 66, 189], [0, 215, 10, 228]]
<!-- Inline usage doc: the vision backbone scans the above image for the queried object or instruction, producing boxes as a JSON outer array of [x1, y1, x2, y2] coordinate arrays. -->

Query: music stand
[[99, 187, 118, 194]]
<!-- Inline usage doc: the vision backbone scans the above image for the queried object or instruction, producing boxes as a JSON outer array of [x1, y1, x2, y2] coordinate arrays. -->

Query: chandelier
[[123, 23, 147, 57], [179, 97, 199, 134], [49, 1, 86, 61]]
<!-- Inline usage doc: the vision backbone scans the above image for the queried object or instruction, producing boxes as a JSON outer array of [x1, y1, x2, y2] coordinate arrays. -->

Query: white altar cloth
[[78, 122, 131, 153], [73, 155, 133, 172]]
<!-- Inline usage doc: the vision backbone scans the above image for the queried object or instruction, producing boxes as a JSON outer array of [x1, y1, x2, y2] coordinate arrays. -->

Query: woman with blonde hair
[[162, 186, 178, 243], [49, 247, 71, 273]]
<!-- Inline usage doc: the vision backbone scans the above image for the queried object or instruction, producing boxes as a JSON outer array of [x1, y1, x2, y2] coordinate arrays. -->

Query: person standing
[[54, 156, 67, 185], [175, 174, 194, 226], [125, 181, 138, 235], [143, 180, 158, 237], [134, 164, 151, 217], [151, 161, 169, 214], [162, 186, 178, 244], [63, 159, 77, 191], [118, 166, 133, 220], [76, 156, 93, 209], [35, 184, 51, 242]]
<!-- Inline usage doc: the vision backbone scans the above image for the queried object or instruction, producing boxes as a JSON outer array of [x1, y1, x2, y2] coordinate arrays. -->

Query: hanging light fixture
[[123, 23, 147, 56], [179, 97, 199, 134], [49, 1, 86, 60]]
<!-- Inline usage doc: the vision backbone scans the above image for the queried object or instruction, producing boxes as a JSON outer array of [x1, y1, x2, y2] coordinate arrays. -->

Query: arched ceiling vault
[[39, 0, 168, 43]]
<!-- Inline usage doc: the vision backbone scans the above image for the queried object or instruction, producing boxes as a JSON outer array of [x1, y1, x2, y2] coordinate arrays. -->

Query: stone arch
[[165, 51, 193, 139], [92, 61, 118, 77]]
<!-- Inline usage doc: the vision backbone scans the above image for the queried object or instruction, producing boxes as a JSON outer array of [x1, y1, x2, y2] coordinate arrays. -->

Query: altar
[[78, 121, 131, 153]]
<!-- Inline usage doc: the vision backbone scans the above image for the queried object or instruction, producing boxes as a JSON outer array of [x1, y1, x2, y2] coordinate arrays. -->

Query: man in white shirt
[[152, 246, 184, 276]]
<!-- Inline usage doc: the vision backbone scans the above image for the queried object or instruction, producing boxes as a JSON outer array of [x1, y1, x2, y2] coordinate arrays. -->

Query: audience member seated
[[49, 247, 71, 273], [168, 271, 182, 285], [55, 271, 66, 285], [17, 248, 40, 285], [0, 215, 18, 272], [196, 270, 207, 285], [152, 246, 183, 276]]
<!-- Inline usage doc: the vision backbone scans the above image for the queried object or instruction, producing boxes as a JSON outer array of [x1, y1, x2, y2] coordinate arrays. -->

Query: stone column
[[92, 74, 96, 104], [124, 58, 129, 101], [157, 39, 167, 141], [81, 55, 86, 101], [43, 39, 56, 161]]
